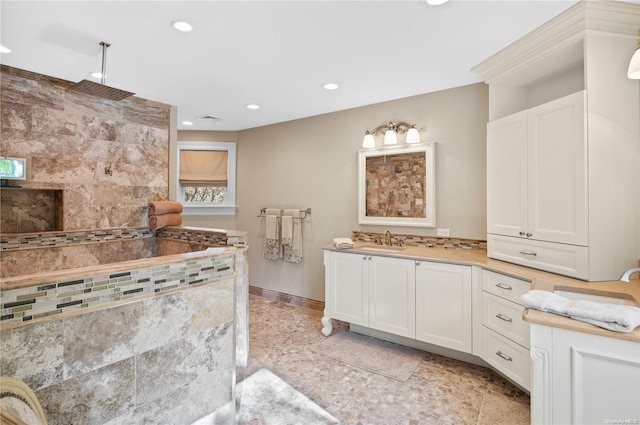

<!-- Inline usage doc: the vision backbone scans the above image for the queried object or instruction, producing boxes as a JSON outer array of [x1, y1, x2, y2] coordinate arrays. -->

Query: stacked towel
[[333, 238, 355, 249], [522, 290, 640, 333], [148, 201, 183, 230]]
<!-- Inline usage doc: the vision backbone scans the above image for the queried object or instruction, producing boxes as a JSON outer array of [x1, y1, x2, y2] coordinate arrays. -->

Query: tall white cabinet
[[474, 1, 640, 281]]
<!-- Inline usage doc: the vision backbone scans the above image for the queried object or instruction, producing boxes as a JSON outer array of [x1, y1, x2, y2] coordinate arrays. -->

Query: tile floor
[[241, 295, 531, 425]]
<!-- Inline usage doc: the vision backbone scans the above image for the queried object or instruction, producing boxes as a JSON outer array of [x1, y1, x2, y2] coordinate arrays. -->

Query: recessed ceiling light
[[246, 104, 260, 110], [0, 45, 11, 54], [323, 82, 339, 90], [182, 121, 194, 126], [426, 0, 449, 5], [172, 21, 193, 32]]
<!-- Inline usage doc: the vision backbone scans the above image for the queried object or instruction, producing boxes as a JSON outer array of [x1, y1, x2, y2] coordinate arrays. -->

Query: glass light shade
[[405, 127, 420, 144], [384, 129, 397, 145], [628, 48, 640, 79], [362, 134, 376, 148]]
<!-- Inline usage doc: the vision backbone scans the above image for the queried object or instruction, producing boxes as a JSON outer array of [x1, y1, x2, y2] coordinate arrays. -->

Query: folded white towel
[[265, 215, 279, 243], [521, 290, 573, 317], [522, 290, 640, 333], [333, 238, 355, 250], [285, 217, 303, 263], [567, 300, 640, 333]]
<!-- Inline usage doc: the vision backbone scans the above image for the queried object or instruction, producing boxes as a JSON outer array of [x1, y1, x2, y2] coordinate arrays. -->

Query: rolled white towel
[[333, 238, 354, 249], [567, 301, 640, 333], [521, 290, 573, 317]]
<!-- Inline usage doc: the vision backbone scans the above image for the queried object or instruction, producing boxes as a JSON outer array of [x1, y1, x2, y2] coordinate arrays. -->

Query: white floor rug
[[236, 368, 340, 425], [312, 331, 425, 382]]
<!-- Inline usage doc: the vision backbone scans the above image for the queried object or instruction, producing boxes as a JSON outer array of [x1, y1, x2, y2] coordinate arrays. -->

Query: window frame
[[175, 141, 237, 216]]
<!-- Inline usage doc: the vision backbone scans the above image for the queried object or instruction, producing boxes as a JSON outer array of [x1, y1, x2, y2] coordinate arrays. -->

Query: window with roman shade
[[174, 141, 237, 215], [179, 150, 228, 187]]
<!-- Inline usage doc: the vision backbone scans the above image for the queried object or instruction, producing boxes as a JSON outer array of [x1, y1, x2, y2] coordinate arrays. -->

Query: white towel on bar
[[283, 209, 302, 263], [263, 209, 282, 260], [567, 300, 640, 333], [522, 290, 640, 333], [281, 215, 293, 247]]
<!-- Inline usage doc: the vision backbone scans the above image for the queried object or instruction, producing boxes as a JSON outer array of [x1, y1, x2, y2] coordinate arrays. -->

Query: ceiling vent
[[197, 115, 222, 122]]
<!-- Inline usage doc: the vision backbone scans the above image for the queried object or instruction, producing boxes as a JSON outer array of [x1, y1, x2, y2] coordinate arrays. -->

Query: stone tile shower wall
[[0, 66, 170, 231]]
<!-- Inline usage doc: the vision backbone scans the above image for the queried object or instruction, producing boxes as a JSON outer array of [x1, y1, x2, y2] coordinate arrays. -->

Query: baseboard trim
[[249, 286, 325, 311]]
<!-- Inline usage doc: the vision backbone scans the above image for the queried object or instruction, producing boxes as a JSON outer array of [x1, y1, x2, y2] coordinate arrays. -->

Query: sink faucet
[[384, 230, 392, 246], [620, 268, 640, 282]]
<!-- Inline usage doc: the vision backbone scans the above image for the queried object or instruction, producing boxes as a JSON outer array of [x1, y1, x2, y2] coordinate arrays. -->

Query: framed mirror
[[358, 143, 436, 227]]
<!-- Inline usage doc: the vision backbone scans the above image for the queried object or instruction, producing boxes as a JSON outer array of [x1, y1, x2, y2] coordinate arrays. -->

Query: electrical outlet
[[437, 228, 450, 237]]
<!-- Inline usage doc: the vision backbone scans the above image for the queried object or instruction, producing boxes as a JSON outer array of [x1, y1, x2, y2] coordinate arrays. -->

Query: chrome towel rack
[[257, 208, 311, 219]]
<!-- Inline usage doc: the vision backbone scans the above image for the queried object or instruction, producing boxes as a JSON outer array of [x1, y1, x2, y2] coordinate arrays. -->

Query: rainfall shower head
[[69, 41, 135, 101]]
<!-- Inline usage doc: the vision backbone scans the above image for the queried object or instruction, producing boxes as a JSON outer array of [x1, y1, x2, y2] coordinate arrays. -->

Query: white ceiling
[[1, 0, 581, 131]]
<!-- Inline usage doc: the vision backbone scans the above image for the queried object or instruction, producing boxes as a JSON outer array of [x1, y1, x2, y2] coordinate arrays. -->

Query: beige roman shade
[[179, 150, 228, 186]]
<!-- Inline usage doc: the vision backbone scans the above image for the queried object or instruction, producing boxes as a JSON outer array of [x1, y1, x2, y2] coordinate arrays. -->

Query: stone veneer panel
[[0, 66, 170, 231], [0, 273, 235, 425]]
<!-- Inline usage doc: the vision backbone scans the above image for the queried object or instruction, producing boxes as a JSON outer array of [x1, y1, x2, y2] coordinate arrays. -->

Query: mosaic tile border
[[0, 228, 154, 251], [352, 231, 487, 250], [0, 253, 235, 327], [157, 227, 247, 248]]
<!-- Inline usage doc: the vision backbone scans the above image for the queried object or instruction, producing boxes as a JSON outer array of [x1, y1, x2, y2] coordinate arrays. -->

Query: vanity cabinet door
[[325, 251, 369, 327], [415, 261, 472, 353], [368, 256, 416, 338]]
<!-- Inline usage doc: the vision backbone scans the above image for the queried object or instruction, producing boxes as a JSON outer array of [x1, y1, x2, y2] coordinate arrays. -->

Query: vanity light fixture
[[362, 122, 421, 148], [628, 29, 640, 79]]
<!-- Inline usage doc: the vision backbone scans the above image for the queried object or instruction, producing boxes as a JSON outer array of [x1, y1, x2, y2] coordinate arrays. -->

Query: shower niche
[[0, 187, 64, 233]]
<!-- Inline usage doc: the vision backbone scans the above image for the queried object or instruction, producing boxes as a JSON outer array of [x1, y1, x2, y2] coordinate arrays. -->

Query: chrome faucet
[[620, 268, 640, 282], [384, 230, 392, 246]]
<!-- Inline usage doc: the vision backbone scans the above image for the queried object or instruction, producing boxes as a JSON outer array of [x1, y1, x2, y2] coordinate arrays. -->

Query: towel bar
[[257, 208, 311, 219]]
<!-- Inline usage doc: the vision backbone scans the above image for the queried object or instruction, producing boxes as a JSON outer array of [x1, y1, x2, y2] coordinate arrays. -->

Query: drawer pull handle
[[496, 351, 513, 362], [496, 313, 513, 323], [495, 283, 512, 291], [519, 250, 537, 257]]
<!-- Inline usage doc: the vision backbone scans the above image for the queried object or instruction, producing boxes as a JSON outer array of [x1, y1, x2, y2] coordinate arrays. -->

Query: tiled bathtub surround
[[0, 248, 235, 328], [0, 273, 236, 425], [352, 230, 487, 250]]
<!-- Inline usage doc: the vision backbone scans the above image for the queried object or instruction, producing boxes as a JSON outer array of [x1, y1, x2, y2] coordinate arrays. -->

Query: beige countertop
[[324, 243, 640, 342]]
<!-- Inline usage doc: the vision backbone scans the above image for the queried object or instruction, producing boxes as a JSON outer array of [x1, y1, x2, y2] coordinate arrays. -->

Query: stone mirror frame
[[358, 143, 436, 227]]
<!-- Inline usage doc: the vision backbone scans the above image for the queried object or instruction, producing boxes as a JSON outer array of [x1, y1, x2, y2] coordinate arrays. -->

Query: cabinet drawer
[[482, 292, 530, 348], [482, 269, 530, 305], [481, 327, 530, 391], [487, 234, 588, 280]]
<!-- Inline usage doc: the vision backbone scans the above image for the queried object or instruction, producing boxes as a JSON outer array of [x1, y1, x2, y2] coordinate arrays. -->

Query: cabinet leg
[[321, 309, 333, 336]]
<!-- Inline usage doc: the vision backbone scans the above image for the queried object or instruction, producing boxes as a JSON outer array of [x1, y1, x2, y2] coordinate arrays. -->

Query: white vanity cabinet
[[322, 250, 415, 338], [530, 324, 640, 425], [415, 261, 472, 353], [476, 1, 640, 281], [480, 270, 531, 391], [487, 91, 587, 247]]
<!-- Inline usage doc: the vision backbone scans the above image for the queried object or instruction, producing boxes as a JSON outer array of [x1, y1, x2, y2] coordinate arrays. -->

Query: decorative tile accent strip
[[352, 231, 487, 250], [0, 228, 154, 251], [0, 253, 235, 327], [157, 227, 247, 248]]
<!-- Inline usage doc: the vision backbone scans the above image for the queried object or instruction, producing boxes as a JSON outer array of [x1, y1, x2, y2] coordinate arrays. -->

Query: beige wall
[[180, 82, 488, 302]]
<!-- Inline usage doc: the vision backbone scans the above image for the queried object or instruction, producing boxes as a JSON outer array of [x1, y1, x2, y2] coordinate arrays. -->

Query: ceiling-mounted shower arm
[[99, 41, 110, 85]]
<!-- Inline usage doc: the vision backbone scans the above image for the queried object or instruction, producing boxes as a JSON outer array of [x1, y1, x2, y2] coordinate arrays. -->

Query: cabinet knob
[[526, 232, 533, 238], [519, 231, 525, 236]]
